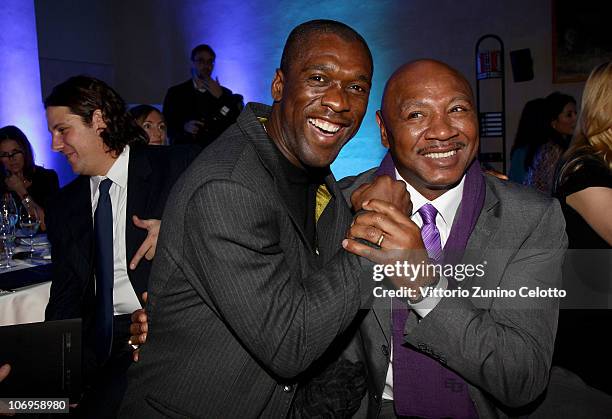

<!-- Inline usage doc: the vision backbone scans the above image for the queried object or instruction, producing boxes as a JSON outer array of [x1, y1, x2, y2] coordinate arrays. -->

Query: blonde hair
[[555, 62, 612, 192]]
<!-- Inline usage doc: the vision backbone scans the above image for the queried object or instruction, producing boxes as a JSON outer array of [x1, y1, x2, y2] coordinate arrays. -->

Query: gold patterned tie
[[315, 184, 331, 223]]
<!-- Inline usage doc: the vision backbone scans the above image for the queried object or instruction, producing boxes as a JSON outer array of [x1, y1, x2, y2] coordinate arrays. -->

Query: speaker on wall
[[510, 48, 534, 82]]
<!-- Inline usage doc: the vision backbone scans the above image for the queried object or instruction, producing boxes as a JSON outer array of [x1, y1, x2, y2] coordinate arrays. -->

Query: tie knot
[[418, 203, 438, 225], [99, 178, 112, 195]]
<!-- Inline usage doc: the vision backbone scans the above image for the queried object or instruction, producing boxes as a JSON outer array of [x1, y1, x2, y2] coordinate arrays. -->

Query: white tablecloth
[[0, 281, 51, 326]]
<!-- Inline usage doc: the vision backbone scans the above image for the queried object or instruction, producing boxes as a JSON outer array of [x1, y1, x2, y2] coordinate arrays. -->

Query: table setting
[[0, 193, 52, 326]]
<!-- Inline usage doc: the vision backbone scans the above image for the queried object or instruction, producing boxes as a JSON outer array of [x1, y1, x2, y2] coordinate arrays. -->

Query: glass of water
[[1, 193, 19, 257], [0, 213, 15, 268], [19, 201, 40, 256]]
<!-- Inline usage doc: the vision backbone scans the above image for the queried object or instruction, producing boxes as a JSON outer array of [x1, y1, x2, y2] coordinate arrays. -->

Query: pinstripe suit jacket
[[120, 103, 374, 418]]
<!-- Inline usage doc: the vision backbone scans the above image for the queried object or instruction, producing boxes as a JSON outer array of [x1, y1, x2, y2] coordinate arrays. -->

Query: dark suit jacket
[[163, 79, 243, 146], [45, 144, 198, 375], [339, 169, 568, 419], [119, 103, 374, 418]]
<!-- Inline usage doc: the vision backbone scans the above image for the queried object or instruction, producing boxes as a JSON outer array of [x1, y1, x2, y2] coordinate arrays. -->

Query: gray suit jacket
[[339, 168, 568, 419], [119, 103, 374, 418]]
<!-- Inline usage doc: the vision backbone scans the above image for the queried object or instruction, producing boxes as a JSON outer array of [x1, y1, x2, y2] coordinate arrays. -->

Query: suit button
[[283, 385, 293, 393], [381, 344, 389, 357], [373, 394, 379, 402]]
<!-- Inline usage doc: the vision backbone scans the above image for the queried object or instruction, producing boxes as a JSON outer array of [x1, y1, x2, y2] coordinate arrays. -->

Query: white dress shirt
[[382, 169, 466, 400], [90, 145, 142, 315]]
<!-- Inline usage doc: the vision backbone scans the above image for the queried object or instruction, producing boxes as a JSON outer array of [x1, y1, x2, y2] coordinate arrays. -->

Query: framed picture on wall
[[552, 0, 612, 83]]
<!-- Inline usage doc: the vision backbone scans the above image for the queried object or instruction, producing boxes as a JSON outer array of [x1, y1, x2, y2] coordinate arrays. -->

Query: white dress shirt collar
[[394, 167, 465, 234], [90, 145, 130, 199]]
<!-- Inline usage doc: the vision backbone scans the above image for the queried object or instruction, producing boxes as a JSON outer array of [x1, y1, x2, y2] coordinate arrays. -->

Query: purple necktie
[[418, 204, 442, 261]]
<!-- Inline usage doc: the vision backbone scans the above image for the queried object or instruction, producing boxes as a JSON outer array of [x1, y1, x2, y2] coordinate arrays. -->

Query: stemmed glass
[[19, 201, 40, 256], [1, 193, 19, 257], [0, 214, 15, 268]]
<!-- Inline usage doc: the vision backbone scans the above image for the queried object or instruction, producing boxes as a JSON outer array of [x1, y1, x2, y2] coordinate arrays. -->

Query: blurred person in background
[[552, 61, 612, 396], [508, 98, 548, 183], [525, 92, 577, 194], [0, 125, 60, 230], [163, 44, 243, 147], [129, 105, 168, 146]]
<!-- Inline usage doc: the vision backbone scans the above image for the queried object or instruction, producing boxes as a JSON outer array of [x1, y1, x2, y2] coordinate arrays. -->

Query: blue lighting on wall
[[0, 1, 59, 179], [178, 1, 393, 179]]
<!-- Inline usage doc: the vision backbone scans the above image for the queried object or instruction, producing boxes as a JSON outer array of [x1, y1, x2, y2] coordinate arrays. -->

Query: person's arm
[[566, 186, 612, 245]]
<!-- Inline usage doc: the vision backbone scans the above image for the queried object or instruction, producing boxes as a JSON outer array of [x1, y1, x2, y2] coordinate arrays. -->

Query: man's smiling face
[[377, 60, 479, 200], [46, 106, 114, 176], [270, 32, 372, 169]]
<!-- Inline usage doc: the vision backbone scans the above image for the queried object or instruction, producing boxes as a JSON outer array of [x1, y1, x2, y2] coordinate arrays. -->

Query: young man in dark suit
[[44, 76, 197, 418]]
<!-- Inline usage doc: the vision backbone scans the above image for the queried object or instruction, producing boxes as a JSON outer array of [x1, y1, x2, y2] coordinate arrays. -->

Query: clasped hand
[[342, 176, 438, 299]]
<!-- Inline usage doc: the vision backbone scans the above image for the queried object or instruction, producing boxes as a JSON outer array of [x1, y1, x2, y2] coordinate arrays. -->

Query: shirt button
[[381, 344, 389, 357], [283, 385, 293, 393]]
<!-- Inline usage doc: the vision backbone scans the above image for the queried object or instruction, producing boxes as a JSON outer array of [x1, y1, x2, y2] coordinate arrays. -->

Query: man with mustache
[[342, 59, 567, 418]]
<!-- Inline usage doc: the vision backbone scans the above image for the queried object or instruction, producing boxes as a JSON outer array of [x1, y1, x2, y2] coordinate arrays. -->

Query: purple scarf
[[375, 151, 485, 418]]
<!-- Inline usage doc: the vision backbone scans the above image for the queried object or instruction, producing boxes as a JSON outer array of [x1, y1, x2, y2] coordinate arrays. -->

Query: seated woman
[[129, 105, 168, 145], [525, 92, 577, 194], [0, 125, 60, 230], [508, 98, 548, 184], [552, 61, 612, 395]]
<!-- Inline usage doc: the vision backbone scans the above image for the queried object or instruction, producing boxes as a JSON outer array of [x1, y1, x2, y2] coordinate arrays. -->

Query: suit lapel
[[463, 179, 501, 266], [241, 109, 314, 255], [65, 176, 95, 296], [372, 295, 391, 345], [68, 176, 95, 260]]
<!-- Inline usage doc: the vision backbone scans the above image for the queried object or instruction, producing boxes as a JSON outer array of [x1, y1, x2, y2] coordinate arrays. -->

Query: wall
[[34, 0, 591, 181], [0, 0, 53, 175]]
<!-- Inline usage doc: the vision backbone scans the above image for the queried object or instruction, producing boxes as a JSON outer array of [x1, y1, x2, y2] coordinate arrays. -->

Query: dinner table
[[0, 234, 53, 326]]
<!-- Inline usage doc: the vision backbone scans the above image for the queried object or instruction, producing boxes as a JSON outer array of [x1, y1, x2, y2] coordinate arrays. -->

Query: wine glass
[[0, 214, 15, 268], [1, 193, 19, 257], [19, 201, 40, 256]]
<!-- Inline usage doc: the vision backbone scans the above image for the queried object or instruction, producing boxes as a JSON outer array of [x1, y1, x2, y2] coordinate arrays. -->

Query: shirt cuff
[[409, 275, 448, 318]]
